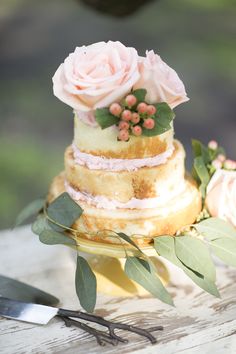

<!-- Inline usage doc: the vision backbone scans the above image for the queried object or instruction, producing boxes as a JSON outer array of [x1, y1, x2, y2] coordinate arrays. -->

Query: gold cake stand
[[73, 234, 170, 297]]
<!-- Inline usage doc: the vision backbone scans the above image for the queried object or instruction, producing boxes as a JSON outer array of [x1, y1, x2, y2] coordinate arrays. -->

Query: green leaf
[[124, 256, 173, 306], [192, 139, 211, 164], [194, 156, 210, 185], [75, 255, 97, 313], [210, 238, 236, 267], [154, 236, 220, 297], [95, 108, 120, 129], [31, 215, 50, 235], [142, 102, 175, 137], [15, 198, 45, 227], [194, 217, 236, 241], [39, 229, 76, 246], [117, 232, 143, 254], [47, 192, 83, 232], [175, 236, 216, 281], [131, 88, 147, 103]]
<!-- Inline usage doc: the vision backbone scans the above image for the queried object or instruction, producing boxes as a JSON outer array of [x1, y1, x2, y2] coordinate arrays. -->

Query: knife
[[0, 275, 59, 306], [0, 297, 161, 345]]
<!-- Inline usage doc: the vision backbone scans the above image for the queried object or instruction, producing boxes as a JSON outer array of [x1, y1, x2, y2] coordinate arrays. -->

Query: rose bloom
[[52, 41, 140, 112], [134, 50, 189, 109], [206, 169, 236, 227]]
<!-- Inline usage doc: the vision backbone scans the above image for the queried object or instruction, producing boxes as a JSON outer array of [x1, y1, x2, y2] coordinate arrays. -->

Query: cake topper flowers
[[52, 41, 188, 139]]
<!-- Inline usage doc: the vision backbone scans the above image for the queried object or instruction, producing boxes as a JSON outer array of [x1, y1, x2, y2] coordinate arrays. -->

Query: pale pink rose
[[206, 169, 236, 227], [52, 41, 140, 112], [134, 50, 189, 109]]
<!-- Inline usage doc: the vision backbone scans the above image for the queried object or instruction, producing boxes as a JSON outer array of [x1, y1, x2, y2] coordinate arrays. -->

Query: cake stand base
[[73, 234, 170, 297]]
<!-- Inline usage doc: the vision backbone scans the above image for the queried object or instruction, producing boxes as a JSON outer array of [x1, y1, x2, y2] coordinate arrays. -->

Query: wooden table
[[0, 226, 236, 354]]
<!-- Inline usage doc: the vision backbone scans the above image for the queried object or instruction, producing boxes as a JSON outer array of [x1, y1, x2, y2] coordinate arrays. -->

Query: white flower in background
[[206, 169, 236, 227]]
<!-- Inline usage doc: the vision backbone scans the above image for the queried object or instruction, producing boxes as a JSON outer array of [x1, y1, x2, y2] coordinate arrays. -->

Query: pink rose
[[206, 169, 236, 227], [134, 50, 189, 109], [52, 41, 140, 112]]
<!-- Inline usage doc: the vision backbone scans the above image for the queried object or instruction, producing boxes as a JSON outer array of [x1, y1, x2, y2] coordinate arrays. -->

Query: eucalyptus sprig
[[16, 193, 236, 313]]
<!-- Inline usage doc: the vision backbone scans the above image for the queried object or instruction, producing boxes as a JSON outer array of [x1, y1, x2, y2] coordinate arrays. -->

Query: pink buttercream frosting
[[72, 143, 174, 172], [65, 180, 186, 210]]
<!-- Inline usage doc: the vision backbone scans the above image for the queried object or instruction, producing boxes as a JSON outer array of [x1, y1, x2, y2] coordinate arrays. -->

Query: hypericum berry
[[224, 159, 236, 170], [143, 118, 155, 129], [121, 109, 132, 121], [118, 121, 130, 130], [109, 103, 122, 116], [131, 112, 140, 124], [212, 159, 222, 170], [146, 105, 156, 115], [125, 94, 137, 107], [208, 140, 218, 150], [217, 154, 226, 162], [118, 129, 130, 141], [132, 125, 142, 136], [137, 102, 148, 113]]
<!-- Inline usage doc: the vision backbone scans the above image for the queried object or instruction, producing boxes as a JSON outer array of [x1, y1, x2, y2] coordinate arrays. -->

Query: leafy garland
[[15, 190, 236, 313]]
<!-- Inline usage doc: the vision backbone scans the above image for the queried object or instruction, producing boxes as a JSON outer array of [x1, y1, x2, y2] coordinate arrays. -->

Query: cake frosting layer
[[72, 143, 174, 171], [65, 140, 185, 203], [74, 115, 174, 159], [65, 179, 186, 210], [48, 173, 202, 245]]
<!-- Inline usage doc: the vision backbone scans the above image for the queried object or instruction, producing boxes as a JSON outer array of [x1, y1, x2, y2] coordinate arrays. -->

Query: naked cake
[[48, 41, 202, 245]]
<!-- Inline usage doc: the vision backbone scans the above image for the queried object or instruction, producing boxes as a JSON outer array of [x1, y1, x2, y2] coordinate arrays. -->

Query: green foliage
[[210, 238, 236, 267], [131, 88, 147, 103], [117, 232, 143, 253], [95, 108, 120, 129], [75, 255, 97, 313], [39, 229, 76, 246], [142, 102, 175, 137], [125, 256, 173, 305], [47, 192, 83, 231], [15, 199, 45, 227], [194, 217, 236, 241], [154, 236, 220, 297], [174, 235, 216, 281]]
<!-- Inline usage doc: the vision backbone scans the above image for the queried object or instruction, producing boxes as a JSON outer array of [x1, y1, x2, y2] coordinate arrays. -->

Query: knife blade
[[0, 275, 59, 306], [0, 297, 59, 324]]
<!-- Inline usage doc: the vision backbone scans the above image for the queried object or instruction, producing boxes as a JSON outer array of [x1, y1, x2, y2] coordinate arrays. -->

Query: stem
[[58, 308, 162, 344], [59, 315, 118, 346]]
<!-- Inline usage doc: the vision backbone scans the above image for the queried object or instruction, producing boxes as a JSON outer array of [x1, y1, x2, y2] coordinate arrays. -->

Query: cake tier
[[74, 115, 174, 159], [48, 173, 202, 246], [65, 140, 185, 203]]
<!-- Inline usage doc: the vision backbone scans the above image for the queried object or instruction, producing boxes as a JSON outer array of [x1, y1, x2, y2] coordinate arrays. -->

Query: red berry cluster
[[109, 94, 156, 141]]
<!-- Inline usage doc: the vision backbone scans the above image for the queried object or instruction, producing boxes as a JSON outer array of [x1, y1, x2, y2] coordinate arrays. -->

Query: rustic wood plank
[[0, 226, 235, 354]]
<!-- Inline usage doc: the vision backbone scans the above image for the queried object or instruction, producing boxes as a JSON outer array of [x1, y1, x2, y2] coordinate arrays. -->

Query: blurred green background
[[0, 0, 235, 230]]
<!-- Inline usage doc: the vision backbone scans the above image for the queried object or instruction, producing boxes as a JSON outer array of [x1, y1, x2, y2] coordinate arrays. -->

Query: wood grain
[[0, 226, 235, 354]]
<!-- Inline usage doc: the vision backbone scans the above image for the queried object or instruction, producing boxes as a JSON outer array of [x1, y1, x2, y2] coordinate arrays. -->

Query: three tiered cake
[[48, 41, 202, 245]]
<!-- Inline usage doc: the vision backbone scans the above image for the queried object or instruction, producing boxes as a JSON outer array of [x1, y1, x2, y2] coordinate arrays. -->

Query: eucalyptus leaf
[[31, 215, 50, 235], [95, 108, 120, 129], [39, 229, 76, 246], [117, 232, 143, 254], [142, 102, 175, 137], [194, 217, 236, 241], [154, 236, 220, 297], [15, 198, 45, 227], [131, 88, 147, 103], [124, 256, 173, 306], [175, 236, 216, 282], [47, 192, 83, 232], [210, 238, 236, 267], [75, 255, 97, 313]]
